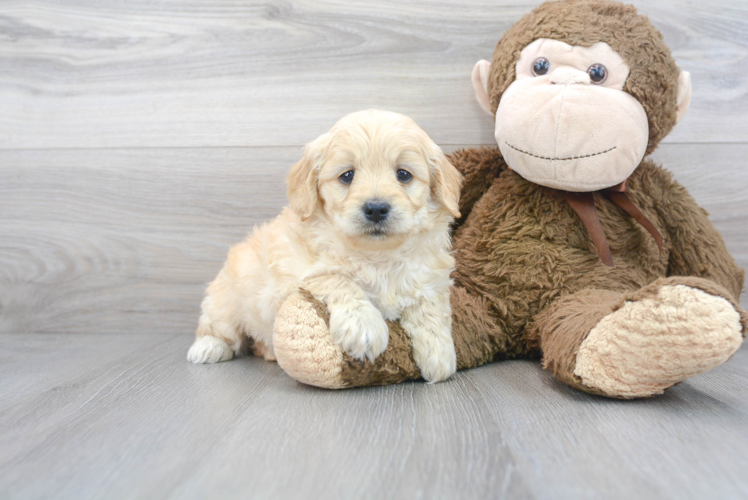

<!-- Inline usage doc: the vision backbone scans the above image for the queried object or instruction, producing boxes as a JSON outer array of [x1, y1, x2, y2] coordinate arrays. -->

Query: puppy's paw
[[411, 332, 457, 383], [329, 300, 389, 362], [187, 336, 234, 364]]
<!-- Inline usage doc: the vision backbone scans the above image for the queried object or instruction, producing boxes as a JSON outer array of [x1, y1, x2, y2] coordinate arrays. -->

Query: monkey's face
[[494, 39, 649, 192]]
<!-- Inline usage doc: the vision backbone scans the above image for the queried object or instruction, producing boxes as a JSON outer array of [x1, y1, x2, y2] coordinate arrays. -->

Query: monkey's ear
[[287, 136, 327, 221], [471, 60, 493, 116], [675, 71, 692, 125], [430, 145, 462, 218]]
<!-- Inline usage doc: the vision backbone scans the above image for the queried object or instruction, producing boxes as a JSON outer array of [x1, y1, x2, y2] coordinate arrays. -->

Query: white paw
[[329, 300, 389, 361], [187, 336, 234, 364], [411, 333, 457, 383]]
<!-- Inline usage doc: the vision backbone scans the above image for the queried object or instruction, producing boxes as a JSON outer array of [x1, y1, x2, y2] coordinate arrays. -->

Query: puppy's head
[[287, 109, 462, 250]]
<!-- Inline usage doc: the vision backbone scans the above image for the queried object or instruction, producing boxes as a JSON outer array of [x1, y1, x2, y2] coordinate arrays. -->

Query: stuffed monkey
[[271, 0, 747, 398]]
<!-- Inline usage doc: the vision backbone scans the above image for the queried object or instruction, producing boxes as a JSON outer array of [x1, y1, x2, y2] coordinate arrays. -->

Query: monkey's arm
[[655, 170, 744, 300], [446, 147, 506, 227]]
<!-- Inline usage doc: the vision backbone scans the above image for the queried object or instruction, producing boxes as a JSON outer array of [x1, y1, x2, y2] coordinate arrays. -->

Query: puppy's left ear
[[429, 145, 462, 218], [287, 134, 328, 221]]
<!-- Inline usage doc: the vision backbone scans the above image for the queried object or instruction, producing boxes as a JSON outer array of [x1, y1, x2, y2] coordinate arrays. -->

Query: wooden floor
[[0, 334, 746, 500], [1, 1, 747, 499]]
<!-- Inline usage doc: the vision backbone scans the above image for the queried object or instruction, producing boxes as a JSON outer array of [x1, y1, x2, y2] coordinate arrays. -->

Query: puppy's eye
[[339, 170, 355, 185], [396, 169, 413, 183]]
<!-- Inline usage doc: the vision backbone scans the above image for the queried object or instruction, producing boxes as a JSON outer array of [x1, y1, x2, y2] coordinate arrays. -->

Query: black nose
[[363, 200, 390, 223]]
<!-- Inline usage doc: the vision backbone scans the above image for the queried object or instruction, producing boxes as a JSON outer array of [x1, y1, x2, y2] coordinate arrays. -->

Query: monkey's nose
[[550, 67, 590, 85], [363, 200, 390, 223]]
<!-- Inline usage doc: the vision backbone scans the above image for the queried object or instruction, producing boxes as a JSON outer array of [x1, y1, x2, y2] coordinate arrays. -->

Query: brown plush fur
[[448, 147, 506, 227], [451, 150, 744, 352], [529, 288, 622, 396], [487, 0, 680, 156], [529, 276, 747, 398], [326, 149, 744, 392], [302, 285, 522, 387], [284, 147, 745, 393], [272, 0, 746, 397]]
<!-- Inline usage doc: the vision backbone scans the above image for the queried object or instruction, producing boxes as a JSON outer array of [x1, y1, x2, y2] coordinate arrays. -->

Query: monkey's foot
[[273, 290, 421, 389], [574, 279, 744, 398], [273, 291, 348, 388]]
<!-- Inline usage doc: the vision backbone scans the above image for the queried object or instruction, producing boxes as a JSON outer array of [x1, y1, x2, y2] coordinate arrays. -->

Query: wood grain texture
[[0, 333, 746, 500], [0, 0, 746, 149], [1, 144, 746, 335]]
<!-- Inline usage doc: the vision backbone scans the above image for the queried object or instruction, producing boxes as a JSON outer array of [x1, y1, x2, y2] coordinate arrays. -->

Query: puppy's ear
[[287, 134, 328, 221], [429, 145, 462, 218]]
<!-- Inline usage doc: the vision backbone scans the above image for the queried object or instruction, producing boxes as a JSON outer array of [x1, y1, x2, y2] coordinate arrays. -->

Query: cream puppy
[[187, 109, 462, 382]]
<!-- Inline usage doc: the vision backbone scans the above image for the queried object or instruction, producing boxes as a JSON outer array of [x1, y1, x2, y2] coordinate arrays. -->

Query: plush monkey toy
[[271, 0, 747, 398]]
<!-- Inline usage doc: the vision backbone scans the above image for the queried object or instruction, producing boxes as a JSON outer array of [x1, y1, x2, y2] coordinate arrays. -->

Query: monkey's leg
[[532, 277, 746, 398], [272, 287, 513, 389]]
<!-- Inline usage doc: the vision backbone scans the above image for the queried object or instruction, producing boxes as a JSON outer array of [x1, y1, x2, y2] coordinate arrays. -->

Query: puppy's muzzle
[[363, 200, 390, 223]]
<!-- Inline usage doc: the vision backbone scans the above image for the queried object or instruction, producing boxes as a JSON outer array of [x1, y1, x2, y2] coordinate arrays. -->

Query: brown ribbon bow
[[563, 181, 663, 267]]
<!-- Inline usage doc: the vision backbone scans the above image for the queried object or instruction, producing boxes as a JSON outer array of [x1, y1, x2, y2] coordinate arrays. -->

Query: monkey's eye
[[396, 169, 413, 183], [339, 170, 355, 185], [587, 64, 607, 84], [532, 57, 550, 76]]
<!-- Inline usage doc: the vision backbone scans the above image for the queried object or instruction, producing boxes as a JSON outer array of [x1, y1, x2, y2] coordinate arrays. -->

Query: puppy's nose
[[363, 200, 390, 223]]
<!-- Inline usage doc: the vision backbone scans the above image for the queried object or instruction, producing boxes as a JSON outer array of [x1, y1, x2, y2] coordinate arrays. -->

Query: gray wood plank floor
[[1, 334, 746, 500], [1, 0, 747, 499]]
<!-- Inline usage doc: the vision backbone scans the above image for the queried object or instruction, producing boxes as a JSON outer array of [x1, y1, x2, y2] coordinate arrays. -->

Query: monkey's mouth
[[505, 141, 617, 161]]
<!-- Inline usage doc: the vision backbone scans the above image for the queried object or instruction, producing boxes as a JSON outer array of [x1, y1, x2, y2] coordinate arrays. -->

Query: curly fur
[[189, 110, 462, 383]]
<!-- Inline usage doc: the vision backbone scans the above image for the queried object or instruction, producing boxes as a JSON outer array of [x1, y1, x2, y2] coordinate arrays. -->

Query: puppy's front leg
[[302, 274, 389, 361], [400, 294, 457, 383]]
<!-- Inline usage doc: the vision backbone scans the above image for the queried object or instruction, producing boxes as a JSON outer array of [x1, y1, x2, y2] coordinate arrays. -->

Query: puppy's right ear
[[287, 135, 328, 221]]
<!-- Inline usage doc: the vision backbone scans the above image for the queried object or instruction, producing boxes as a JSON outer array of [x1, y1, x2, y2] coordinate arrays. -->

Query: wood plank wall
[[1, 0, 746, 334]]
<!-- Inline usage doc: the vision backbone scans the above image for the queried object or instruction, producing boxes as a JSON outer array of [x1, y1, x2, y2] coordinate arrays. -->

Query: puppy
[[187, 109, 462, 382]]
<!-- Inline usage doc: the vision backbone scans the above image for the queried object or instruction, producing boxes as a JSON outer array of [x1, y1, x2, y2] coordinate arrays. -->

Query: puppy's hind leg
[[188, 335, 234, 364], [187, 285, 242, 364]]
